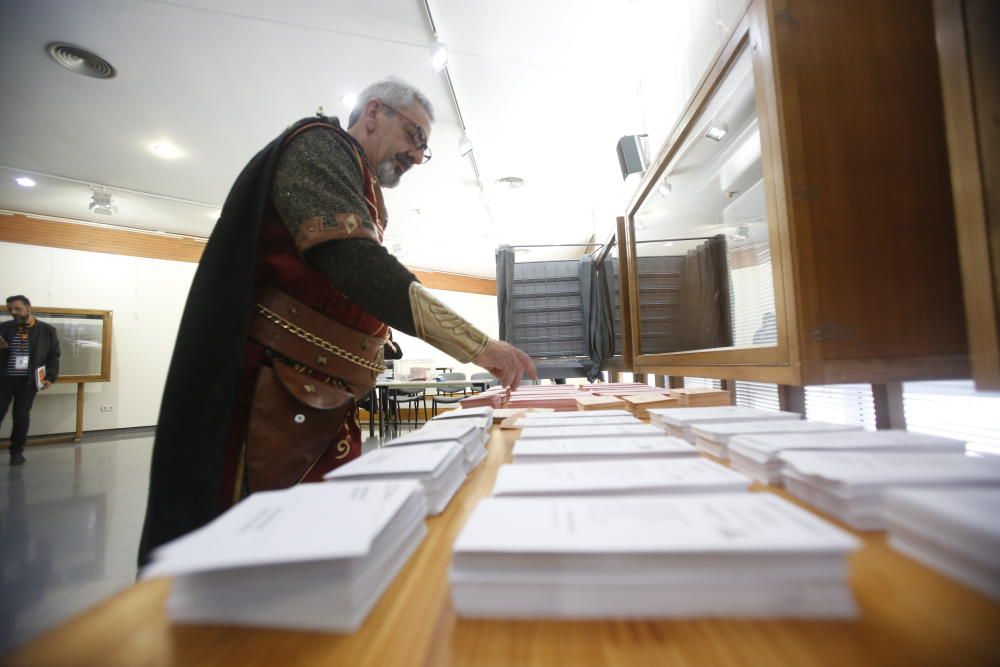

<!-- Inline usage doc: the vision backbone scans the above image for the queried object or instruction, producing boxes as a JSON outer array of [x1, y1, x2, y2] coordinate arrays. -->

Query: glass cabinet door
[[631, 44, 776, 356]]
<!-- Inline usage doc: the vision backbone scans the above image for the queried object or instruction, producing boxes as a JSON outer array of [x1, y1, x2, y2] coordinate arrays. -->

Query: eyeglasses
[[380, 102, 432, 164]]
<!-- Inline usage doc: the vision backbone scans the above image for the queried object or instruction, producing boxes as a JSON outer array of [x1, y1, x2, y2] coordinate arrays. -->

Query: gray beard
[[376, 159, 401, 188]]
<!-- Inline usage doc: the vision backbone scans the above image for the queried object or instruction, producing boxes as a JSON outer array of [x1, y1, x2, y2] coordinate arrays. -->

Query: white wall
[[1, 241, 196, 438], [389, 289, 499, 380], [0, 240, 498, 437]]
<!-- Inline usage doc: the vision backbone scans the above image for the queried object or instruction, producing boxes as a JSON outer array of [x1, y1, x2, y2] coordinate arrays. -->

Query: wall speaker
[[616, 135, 647, 180]]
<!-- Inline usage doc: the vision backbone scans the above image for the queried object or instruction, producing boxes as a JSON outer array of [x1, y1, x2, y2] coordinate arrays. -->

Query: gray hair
[[347, 78, 435, 128]]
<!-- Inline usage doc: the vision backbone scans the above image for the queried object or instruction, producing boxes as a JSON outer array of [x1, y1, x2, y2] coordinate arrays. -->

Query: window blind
[[734, 381, 780, 411], [804, 384, 877, 430], [903, 380, 1000, 456]]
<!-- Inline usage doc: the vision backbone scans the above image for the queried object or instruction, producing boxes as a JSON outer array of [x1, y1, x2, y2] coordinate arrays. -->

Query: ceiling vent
[[495, 176, 525, 189], [47, 43, 117, 79]]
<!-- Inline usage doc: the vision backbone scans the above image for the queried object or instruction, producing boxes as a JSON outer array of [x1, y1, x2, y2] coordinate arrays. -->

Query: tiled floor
[[0, 424, 396, 657]]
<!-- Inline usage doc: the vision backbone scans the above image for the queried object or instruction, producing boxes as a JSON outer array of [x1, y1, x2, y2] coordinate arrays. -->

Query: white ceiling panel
[[0, 0, 708, 278]]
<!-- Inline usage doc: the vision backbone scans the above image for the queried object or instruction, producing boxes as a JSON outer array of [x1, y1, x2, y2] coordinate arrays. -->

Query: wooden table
[[7, 428, 1000, 667]]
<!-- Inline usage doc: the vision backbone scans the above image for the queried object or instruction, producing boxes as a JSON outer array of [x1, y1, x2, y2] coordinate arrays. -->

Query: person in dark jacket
[[1, 295, 60, 465]]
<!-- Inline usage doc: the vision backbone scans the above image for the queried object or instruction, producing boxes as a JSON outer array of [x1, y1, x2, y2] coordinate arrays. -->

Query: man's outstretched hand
[[474, 340, 538, 390]]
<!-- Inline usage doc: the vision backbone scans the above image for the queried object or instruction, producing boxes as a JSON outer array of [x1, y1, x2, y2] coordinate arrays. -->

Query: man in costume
[[139, 78, 535, 565]]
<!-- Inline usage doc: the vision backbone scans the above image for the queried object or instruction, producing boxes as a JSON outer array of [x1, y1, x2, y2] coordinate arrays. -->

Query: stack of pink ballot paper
[[576, 394, 627, 411], [585, 383, 661, 398], [459, 386, 509, 409], [505, 386, 588, 412]]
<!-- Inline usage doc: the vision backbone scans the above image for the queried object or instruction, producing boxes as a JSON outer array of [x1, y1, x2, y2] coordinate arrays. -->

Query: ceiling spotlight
[[458, 135, 474, 157], [705, 124, 728, 142], [431, 41, 448, 72], [89, 186, 118, 215], [15, 177, 36, 188], [150, 141, 183, 159], [341, 93, 358, 108]]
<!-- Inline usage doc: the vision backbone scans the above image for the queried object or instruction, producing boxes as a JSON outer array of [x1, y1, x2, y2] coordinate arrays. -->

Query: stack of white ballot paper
[[142, 481, 427, 632], [493, 457, 751, 497], [450, 493, 860, 618], [519, 409, 633, 420], [516, 423, 666, 440], [729, 430, 968, 485], [693, 420, 860, 460], [512, 435, 697, 464], [385, 422, 489, 473], [647, 406, 803, 442], [431, 405, 494, 428], [514, 414, 641, 429], [885, 487, 1000, 601], [779, 451, 1000, 530], [324, 442, 466, 515], [424, 413, 491, 434]]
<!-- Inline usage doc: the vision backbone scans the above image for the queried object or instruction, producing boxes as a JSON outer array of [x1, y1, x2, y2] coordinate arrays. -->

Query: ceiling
[[0, 0, 705, 277]]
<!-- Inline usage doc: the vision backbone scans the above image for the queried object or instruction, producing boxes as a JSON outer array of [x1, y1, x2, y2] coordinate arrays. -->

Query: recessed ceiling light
[[342, 93, 358, 108], [150, 141, 183, 159], [207, 209, 221, 220], [15, 177, 36, 188], [705, 124, 728, 141], [431, 41, 448, 72]]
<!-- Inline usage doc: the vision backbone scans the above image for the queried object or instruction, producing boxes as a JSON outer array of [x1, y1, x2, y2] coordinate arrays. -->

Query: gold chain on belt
[[256, 304, 386, 374]]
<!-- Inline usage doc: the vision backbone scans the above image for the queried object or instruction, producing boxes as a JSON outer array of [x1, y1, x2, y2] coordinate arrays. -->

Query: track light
[[431, 41, 448, 72], [458, 135, 473, 157], [705, 124, 728, 142], [89, 186, 118, 215]]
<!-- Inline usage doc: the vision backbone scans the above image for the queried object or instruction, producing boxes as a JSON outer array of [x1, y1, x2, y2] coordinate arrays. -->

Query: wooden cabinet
[[619, 0, 969, 386], [934, 0, 1000, 390]]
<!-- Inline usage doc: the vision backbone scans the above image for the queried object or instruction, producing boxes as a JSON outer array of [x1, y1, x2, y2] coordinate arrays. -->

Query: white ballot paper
[[325, 442, 466, 515], [647, 406, 802, 441], [142, 481, 427, 632], [385, 422, 488, 471], [431, 405, 494, 428], [512, 436, 697, 463], [519, 409, 633, 419], [693, 420, 860, 459], [517, 423, 665, 440], [424, 414, 491, 433], [451, 493, 859, 619], [729, 429, 967, 485], [493, 457, 751, 497], [514, 415, 641, 428], [779, 451, 1000, 530], [885, 487, 1000, 601]]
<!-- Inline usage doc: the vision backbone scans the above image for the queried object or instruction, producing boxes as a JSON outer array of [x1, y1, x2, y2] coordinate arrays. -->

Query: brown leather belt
[[248, 287, 386, 395]]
